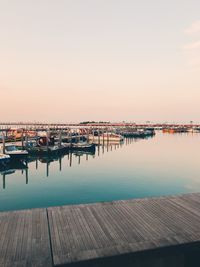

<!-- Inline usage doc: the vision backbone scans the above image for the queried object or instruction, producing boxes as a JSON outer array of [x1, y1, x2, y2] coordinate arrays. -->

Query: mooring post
[[35, 130, 38, 144], [59, 157, 62, 171], [3, 174, 5, 189], [69, 129, 71, 146], [78, 128, 80, 143], [70, 152, 72, 167], [21, 129, 24, 149], [46, 162, 49, 177], [2, 132, 5, 154], [59, 130, 62, 148], [46, 130, 49, 151], [103, 127, 105, 146], [92, 127, 94, 143], [36, 159, 38, 170], [14, 129, 16, 143], [98, 127, 100, 146], [25, 129, 28, 148], [87, 128, 89, 143], [26, 168, 28, 184]]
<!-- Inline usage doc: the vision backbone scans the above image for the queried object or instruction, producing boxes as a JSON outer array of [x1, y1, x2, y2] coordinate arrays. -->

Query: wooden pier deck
[[1, 193, 200, 266]]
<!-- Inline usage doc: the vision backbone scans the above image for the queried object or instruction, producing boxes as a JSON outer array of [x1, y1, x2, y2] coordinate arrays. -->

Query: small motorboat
[[25, 139, 70, 155], [71, 142, 95, 152], [27, 144, 61, 155], [0, 144, 28, 160], [122, 129, 155, 138], [73, 150, 95, 156], [89, 133, 124, 142]]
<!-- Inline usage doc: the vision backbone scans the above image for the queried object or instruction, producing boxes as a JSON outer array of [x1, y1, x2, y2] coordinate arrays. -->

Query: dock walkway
[[1, 193, 200, 266]]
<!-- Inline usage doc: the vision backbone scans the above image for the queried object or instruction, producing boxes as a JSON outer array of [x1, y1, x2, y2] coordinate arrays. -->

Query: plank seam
[[46, 208, 55, 267]]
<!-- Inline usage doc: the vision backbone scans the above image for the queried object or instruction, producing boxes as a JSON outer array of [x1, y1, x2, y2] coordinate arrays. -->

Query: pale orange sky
[[0, 0, 200, 122]]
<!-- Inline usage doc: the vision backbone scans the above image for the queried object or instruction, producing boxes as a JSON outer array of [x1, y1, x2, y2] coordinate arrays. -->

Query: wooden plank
[[48, 193, 200, 266], [0, 209, 52, 267], [2, 193, 200, 266]]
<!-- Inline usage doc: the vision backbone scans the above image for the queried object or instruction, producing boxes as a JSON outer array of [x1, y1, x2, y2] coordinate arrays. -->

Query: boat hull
[[27, 145, 69, 156], [7, 153, 28, 161], [89, 135, 124, 142], [123, 131, 155, 138], [0, 156, 10, 168], [71, 143, 96, 152]]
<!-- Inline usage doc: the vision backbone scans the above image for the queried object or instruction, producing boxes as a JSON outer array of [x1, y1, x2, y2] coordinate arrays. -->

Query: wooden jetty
[[1, 193, 200, 266]]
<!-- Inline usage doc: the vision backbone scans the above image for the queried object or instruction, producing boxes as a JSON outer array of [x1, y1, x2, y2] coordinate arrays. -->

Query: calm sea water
[[1, 131, 200, 211]]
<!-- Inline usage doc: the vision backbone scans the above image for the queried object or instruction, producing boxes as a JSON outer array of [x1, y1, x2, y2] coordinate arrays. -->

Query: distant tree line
[[80, 121, 110, 124]]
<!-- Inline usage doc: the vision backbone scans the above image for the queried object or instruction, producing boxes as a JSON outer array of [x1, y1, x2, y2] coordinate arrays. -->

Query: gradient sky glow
[[1, 0, 200, 122]]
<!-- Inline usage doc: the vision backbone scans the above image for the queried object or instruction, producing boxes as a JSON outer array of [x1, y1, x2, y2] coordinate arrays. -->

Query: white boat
[[89, 133, 124, 142], [0, 144, 28, 160]]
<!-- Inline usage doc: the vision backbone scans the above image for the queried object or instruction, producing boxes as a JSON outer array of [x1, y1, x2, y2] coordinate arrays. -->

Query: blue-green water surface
[[1, 132, 200, 211]]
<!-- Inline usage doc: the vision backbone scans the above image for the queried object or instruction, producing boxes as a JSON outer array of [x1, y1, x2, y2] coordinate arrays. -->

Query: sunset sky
[[0, 0, 200, 123]]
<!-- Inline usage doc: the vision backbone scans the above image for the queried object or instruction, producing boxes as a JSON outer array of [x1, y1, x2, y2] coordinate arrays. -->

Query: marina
[[1, 1, 200, 265], [1, 130, 200, 212]]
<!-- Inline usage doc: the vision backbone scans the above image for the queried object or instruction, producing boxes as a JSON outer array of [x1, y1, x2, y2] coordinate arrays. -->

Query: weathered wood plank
[[0, 209, 52, 267], [48, 193, 200, 266], [2, 193, 200, 266]]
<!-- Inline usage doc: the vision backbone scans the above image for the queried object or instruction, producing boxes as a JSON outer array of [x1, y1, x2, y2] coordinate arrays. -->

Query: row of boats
[[120, 128, 155, 138], [162, 127, 200, 133], [0, 129, 156, 168], [0, 134, 119, 167], [0, 141, 95, 161]]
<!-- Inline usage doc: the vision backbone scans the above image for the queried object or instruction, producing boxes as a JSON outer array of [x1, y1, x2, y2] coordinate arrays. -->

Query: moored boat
[[89, 133, 124, 142], [0, 144, 28, 160], [162, 127, 188, 133], [25, 138, 70, 155], [71, 142, 95, 152], [122, 129, 155, 138]]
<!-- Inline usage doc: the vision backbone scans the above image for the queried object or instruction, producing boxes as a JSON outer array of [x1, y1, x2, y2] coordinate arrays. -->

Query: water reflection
[[5, 132, 198, 212], [1, 161, 28, 189], [0, 137, 146, 189]]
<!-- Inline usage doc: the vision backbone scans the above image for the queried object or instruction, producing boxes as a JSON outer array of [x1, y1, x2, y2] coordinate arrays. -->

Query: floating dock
[[1, 193, 200, 266]]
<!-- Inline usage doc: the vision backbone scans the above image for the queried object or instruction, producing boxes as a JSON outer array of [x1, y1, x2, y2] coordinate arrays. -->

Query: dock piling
[[2, 132, 5, 154]]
